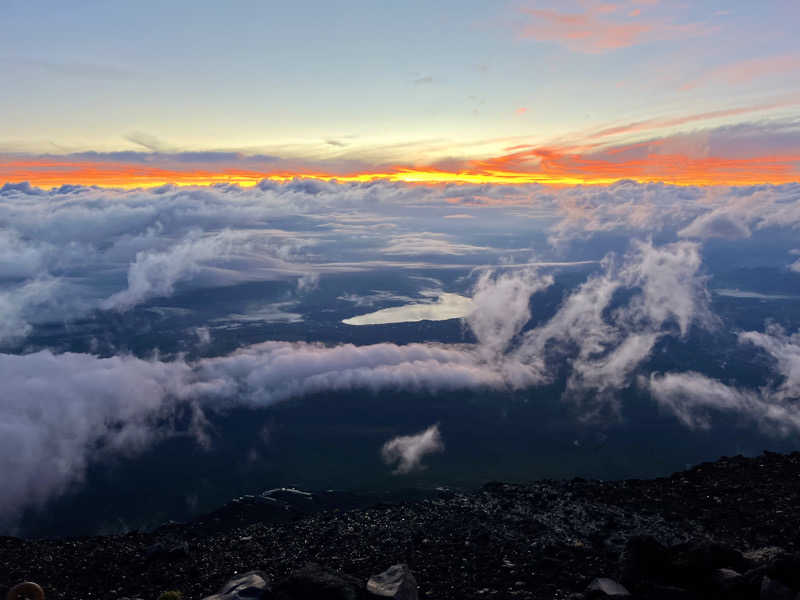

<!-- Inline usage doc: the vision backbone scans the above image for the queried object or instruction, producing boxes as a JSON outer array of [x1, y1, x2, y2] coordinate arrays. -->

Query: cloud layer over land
[[1, 179, 800, 523], [2, 176, 800, 344]]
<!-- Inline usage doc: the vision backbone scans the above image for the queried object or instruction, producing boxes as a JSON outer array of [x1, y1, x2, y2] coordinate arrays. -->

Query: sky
[[1, 0, 799, 187]]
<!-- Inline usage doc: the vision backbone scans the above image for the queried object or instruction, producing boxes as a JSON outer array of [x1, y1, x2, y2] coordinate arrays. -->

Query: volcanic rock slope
[[2, 451, 799, 599]]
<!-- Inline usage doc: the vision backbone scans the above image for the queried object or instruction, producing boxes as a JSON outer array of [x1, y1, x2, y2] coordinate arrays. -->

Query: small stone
[[202, 571, 271, 600], [710, 567, 741, 586], [366, 564, 418, 600]]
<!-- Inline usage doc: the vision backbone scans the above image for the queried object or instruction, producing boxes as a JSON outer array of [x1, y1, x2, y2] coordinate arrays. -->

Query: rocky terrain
[[2, 451, 800, 599]]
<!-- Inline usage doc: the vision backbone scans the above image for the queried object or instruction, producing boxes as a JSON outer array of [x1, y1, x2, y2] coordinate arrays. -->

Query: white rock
[[202, 571, 271, 600], [366, 564, 418, 600], [586, 578, 631, 597]]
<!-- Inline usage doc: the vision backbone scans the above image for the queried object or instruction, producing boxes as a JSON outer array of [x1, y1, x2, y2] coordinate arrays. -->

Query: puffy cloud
[[643, 371, 800, 436], [468, 268, 553, 357], [194, 326, 211, 346], [619, 239, 712, 336], [192, 340, 540, 406], [739, 325, 800, 401], [0, 336, 539, 522], [102, 232, 231, 310], [643, 324, 800, 435], [678, 209, 752, 239], [381, 424, 444, 474], [568, 332, 658, 397], [0, 350, 205, 522], [102, 229, 309, 311], [517, 240, 712, 410], [0, 278, 63, 345], [544, 180, 708, 246], [544, 180, 800, 246], [0, 229, 49, 279]]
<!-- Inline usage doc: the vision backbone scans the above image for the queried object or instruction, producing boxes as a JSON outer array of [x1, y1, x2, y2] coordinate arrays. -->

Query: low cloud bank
[[2, 179, 800, 523], [0, 238, 719, 521], [0, 339, 534, 524], [2, 180, 800, 345]]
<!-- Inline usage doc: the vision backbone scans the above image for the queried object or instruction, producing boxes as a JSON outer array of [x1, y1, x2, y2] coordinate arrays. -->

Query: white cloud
[[215, 302, 304, 325], [739, 324, 800, 401], [468, 268, 553, 357], [0, 278, 74, 347], [2, 180, 800, 346], [381, 424, 444, 474], [0, 350, 208, 522], [516, 240, 712, 410], [713, 289, 798, 300], [194, 326, 211, 345], [0, 337, 540, 522], [643, 371, 800, 436], [3, 177, 800, 521], [381, 233, 491, 256], [543, 181, 800, 246], [642, 323, 800, 435], [102, 231, 230, 310], [678, 209, 751, 239], [193, 340, 540, 406]]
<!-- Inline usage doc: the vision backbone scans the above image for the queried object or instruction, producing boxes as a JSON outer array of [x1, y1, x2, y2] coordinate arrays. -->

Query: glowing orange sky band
[[1, 155, 799, 189]]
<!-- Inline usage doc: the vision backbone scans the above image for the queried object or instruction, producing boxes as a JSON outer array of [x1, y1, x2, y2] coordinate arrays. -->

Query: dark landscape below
[[3, 450, 800, 599]]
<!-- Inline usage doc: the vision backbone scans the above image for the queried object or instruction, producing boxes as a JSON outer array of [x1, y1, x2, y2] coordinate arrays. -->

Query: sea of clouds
[[2, 179, 800, 522]]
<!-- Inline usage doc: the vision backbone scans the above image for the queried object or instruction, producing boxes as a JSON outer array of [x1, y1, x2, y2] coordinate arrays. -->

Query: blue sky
[[2, 0, 798, 165]]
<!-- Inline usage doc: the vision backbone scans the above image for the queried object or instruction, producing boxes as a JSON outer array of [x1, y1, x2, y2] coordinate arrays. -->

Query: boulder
[[767, 554, 800, 590], [708, 568, 749, 600], [669, 540, 748, 585], [202, 571, 272, 600], [585, 578, 631, 598], [366, 564, 417, 600], [273, 563, 364, 600], [620, 535, 668, 584], [761, 576, 795, 600]]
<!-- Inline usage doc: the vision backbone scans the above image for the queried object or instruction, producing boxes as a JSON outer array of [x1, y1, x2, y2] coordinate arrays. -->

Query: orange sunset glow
[[3, 150, 799, 189]]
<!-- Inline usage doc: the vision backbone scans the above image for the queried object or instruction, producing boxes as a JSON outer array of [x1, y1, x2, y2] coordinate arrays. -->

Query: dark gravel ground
[[2, 451, 799, 599]]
